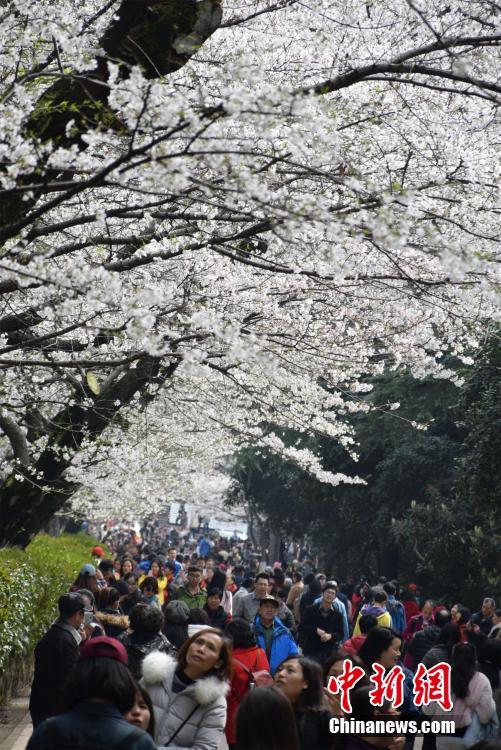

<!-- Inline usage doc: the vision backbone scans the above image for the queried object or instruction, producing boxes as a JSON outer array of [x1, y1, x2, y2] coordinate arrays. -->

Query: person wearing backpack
[[383, 582, 407, 635], [224, 618, 272, 749]]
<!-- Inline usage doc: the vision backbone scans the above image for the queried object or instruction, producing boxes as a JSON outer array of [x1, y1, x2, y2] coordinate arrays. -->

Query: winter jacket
[[203, 604, 231, 630], [225, 646, 270, 745], [279, 603, 297, 636], [287, 581, 304, 621], [95, 610, 129, 638], [403, 599, 421, 625], [472, 612, 495, 636], [298, 603, 343, 661], [343, 634, 367, 656], [421, 643, 453, 669], [138, 574, 169, 604], [253, 615, 299, 674], [353, 605, 392, 636], [176, 586, 207, 610], [423, 670, 496, 728], [30, 621, 80, 724], [233, 592, 289, 624], [295, 708, 335, 750], [141, 651, 228, 750], [403, 613, 433, 644], [26, 702, 156, 750], [386, 595, 406, 635], [118, 631, 175, 680], [405, 624, 440, 670], [312, 596, 350, 642]]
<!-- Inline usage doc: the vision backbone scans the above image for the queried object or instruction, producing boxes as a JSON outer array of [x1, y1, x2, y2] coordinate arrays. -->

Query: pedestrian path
[[0, 689, 32, 750]]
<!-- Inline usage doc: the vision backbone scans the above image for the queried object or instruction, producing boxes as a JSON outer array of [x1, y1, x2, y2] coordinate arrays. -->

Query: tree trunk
[[0, 356, 176, 547], [382, 542, 400, 580]]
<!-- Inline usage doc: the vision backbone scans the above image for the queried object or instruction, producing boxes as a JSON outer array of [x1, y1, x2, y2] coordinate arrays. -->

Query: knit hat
[[80, 563, 96, 576], [79, 636, 128, 666], [164, 600, 190, 624]]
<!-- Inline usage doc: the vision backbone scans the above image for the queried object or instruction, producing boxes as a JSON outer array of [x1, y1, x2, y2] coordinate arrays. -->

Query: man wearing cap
[[252, 596, 298, 675], [29, 593, 85, 728]]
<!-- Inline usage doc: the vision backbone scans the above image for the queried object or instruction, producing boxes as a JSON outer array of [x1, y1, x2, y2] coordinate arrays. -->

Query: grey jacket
[[233, 592, 288, 624], [141, 652, 228, 750]]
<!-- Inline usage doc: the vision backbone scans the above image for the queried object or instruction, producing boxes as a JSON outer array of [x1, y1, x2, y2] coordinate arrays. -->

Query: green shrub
[[0, 533, 108, 680]]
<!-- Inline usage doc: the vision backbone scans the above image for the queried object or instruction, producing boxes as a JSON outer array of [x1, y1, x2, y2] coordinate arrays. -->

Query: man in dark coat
[[298, 583, 344, 663], [407, 608, 451, 671], [29, 592, 85, 727]]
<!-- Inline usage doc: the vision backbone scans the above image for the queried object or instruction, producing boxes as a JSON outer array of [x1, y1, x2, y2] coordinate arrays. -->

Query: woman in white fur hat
[[141, 628, 232, 750]]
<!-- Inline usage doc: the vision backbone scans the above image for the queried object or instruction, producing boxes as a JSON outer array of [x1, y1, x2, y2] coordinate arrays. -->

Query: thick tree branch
[[0, 411, 31, 467]]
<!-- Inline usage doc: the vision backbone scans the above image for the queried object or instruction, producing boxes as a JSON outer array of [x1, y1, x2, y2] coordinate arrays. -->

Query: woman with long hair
[[120, 558, 135, 580], [27, 636, 156, 749], [423, 643, 496, 750], [274, 655, 334, 749], [224, 618, 270, 749], [235, 686, 300, 750], [69, 564, 99, 597], [141, 627, 232, 750]]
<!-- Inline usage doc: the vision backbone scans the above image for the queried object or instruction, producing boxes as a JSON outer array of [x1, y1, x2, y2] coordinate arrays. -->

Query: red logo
[[413, 662, 452, 711], [369, 663, 405, 708], [326, 659, 365, 713]]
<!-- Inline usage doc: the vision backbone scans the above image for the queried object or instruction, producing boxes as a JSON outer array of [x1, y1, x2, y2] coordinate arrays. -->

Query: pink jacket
[[422, 671, 495, 727]]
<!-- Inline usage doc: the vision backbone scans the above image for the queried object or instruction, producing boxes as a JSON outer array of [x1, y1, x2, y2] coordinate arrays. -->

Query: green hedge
[[0, 533, 107, 696]]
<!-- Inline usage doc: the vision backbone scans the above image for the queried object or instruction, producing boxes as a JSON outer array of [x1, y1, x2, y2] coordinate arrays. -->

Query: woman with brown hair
[[69, 564, 100, 597], [141, 627, 232, 749], [274, 655, 335, 749]]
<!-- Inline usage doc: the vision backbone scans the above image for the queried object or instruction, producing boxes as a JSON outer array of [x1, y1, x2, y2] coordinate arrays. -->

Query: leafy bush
[[0, 533, 107, 679]]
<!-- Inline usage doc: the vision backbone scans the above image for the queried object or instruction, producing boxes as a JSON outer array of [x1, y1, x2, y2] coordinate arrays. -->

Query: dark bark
[[382, 542, 400, 580], [0, 357, 177, 548]]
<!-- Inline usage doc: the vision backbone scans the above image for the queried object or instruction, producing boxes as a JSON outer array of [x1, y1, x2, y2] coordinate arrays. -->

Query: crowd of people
[[26, 523, 501, 750]]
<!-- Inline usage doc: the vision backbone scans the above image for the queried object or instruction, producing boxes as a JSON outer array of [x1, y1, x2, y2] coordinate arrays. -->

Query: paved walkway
[[0, 688, 32, 750]]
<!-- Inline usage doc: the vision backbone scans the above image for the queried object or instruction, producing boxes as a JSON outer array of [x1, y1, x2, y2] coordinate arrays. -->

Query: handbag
[[462, 710, 499, 748], [234, 656, 274, 690]]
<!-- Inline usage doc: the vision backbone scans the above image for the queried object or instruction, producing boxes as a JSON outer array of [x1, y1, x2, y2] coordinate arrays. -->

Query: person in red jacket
[[224, 617, 270, 749], [343, 613, 378, 655]]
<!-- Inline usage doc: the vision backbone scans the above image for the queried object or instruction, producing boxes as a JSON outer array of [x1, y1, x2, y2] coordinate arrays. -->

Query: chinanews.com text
[[329, 718, 456, 735]]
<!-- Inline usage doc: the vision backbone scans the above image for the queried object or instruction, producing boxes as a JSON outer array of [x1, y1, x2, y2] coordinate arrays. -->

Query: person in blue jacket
[[252, 596, 298, 675], [384, 582, 407, 635]]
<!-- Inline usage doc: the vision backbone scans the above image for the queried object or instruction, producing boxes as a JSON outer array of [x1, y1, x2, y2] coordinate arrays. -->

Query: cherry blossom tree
[[0, 0, 499, 546]]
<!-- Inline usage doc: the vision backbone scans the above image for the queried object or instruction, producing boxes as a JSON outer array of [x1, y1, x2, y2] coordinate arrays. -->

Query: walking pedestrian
[[29, 593, 86, 728]]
